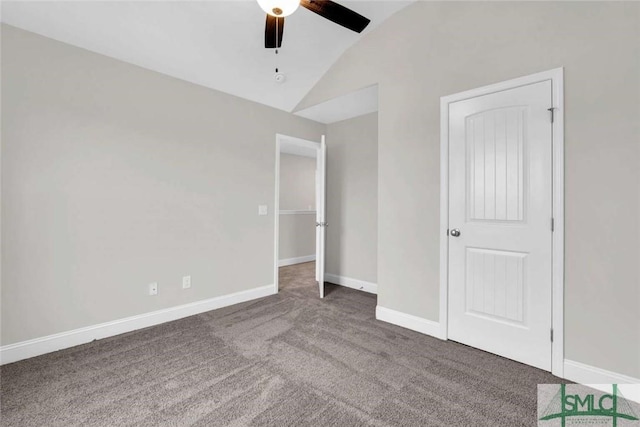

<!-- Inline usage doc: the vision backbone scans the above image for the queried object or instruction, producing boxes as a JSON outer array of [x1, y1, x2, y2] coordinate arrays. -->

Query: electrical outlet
[[182, 275, 191, 289], [258, 205, 268, 216], [149, 282, 158, 296]]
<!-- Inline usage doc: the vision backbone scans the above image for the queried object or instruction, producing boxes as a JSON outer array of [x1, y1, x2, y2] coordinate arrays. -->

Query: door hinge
[[551, 218, 555, 232], [550, 329, 554, 342], [548, 107, 556, 123]]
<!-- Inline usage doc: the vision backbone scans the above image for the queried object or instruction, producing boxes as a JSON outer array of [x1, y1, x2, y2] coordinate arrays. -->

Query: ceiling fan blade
[[265, 14, 284, 48], [300, 0, 370, 33]]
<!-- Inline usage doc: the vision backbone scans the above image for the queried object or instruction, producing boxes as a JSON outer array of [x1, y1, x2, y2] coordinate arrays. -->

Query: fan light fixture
[[257, 0, 300, 17]]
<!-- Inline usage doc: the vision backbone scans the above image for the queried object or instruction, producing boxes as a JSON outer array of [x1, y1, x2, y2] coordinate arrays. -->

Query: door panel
[[448, 81, 552, 370], [316, 135, 327, 298], [465, 247, 526, 325], [467, 107, 525, 222]]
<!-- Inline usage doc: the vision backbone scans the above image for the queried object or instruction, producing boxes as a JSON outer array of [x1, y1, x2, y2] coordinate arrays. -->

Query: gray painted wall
[[326, 113, 378, 284], [279, 154, 316, 211], [297, 2, 640, 377], [278, 154, 316, 261], [1, 25, 325, 345], [278, 215, 316, 261]]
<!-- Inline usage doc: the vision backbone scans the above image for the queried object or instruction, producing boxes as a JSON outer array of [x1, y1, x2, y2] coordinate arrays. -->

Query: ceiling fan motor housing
[[257, 0, 300, 17]]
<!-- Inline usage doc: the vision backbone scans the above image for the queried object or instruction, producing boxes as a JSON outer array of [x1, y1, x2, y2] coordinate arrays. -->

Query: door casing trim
[[274, 134, 320, 295], [439, 68, 565, 376]]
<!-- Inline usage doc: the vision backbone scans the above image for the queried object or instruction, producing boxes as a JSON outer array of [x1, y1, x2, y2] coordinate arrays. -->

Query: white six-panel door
[[448, 81, 553, 370]]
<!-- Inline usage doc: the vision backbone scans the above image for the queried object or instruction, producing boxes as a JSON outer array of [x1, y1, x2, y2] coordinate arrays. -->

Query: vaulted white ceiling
[[1, 1, 410, 112]]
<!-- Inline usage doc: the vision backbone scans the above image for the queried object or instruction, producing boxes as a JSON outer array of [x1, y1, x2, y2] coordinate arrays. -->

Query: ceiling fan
[[258, 0, 371, 48]]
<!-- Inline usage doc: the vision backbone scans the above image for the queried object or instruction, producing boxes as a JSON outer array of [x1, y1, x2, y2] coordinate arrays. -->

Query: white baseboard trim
[[564, 359, 640, 385], [325, 273, 377, 294], [376, 306, 444, 339], [0, 284, 275, 365], [278, 255, 316, 267]]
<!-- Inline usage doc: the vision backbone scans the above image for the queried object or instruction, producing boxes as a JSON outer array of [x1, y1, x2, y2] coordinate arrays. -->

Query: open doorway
[[274, 134, 326, 297], [294, 85, 378, 297], [278, 85, 379, 300]]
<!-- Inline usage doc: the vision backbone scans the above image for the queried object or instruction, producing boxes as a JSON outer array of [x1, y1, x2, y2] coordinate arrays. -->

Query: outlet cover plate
[[182, 276, 191, 289]]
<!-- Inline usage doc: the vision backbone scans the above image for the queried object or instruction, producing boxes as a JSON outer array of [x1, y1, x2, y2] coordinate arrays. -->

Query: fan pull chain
[[275, 18, 279, 74]]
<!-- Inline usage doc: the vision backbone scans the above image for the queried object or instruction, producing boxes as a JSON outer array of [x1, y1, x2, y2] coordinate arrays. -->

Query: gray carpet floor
[[0, 262, 564, 426]]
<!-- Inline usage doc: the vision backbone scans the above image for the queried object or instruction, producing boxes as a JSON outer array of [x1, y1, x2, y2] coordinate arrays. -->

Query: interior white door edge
[[316, 135, 327, 298]]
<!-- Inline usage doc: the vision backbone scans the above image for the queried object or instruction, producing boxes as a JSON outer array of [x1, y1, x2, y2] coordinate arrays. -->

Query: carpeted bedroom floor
[[0, 262, 564, 426]]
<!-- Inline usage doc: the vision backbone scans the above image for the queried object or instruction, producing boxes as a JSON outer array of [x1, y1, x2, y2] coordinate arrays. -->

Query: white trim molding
[[0, 284, 275, 365], [439, 67, 565, 377], [550, 69, 565, 378], [276, 133, 320, 158], [279, 255, 316, 267], [376, 306, 444, 339], [325, 273, 377, 294], [279, 210, 316, 215], [564, 359, 640, 386]]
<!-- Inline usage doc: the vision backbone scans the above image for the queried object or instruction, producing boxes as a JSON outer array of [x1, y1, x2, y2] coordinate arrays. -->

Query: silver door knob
[[450, 228, 461, 237]]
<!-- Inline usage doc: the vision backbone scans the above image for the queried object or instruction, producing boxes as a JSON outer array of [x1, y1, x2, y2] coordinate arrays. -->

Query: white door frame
[[439, 68, 565, 377], [274, 134, 320, 294]]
